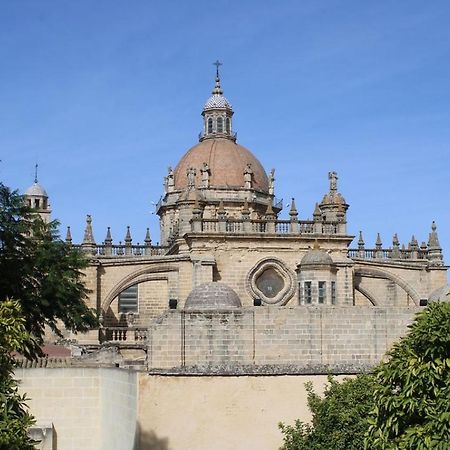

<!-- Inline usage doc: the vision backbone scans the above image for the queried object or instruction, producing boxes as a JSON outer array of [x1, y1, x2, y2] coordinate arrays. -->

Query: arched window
[[217, 117, 223, 133], [226, 117, 231, 133], [207, 118, 213, 134]]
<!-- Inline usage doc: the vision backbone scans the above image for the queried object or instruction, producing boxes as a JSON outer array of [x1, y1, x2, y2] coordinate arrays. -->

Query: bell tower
[[24, 164, 52, 223]]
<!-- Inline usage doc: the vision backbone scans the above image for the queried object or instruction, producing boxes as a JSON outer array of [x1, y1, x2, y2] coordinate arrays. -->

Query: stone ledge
[[147, 363, 375, 376]]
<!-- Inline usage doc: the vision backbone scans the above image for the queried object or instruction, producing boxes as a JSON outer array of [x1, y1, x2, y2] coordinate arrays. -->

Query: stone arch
[[101, 265, 179, 312], [354, 284, 377, 306], [354, 266, 421, 306]]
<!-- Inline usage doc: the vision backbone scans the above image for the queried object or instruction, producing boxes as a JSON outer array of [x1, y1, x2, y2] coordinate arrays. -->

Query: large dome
[[173, 138, 269, 192]]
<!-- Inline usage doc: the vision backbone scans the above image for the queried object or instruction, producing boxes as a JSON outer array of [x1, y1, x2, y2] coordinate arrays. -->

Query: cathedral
[[25, 66, 447, 333], [20, 66, 449, 449]]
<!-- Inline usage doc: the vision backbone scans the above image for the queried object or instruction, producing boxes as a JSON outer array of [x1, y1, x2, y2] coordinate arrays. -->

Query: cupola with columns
[[200, 60, 235, 141], [24, 164, 52, 223]]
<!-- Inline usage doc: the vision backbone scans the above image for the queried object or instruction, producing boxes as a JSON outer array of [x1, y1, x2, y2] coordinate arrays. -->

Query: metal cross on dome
[[213, 60, 222, 78]]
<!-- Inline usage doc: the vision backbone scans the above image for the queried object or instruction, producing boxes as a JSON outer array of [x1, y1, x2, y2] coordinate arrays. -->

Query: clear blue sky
[[1, 1, 449, 259]]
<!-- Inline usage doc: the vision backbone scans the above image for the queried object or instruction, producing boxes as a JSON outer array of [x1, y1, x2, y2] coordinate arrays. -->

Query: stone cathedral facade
[[20, 68, 450, 450], [25, 69, 448, 364]]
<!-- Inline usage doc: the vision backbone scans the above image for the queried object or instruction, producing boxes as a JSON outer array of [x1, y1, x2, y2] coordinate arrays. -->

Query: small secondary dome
[[185, 282, 242, 309], [25, 182, 48, 198], [300, 249, 333, 266]]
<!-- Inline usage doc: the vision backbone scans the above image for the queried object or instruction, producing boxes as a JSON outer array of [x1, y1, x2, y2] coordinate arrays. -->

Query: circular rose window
[[246, 258, 296, 305]]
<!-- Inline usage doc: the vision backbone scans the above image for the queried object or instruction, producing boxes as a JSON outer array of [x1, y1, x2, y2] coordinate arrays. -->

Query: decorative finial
[[105, 227, 113, 245], [187, 167, 196, 189], [289, 198, 298, 216], [409, 235, 418, 250], [313, 202, 321, 220], [391, 233, 400, 258], [328, 171, 338, 192], [34, 163, 38, 183], [125, 226, 132, 244], [392, 233, 399, 247], [358, 231, 365, 248], [212, 60, 223, 95], [428, 221, 441, 249], [213, 60, 222, 79], [265, 201, 274, 216], [82, 214, 95, 245], [144, 228, 152, 245], [427, 221, 443, 265], [375, 233, 382, 248], [65, 226, 72, 244]]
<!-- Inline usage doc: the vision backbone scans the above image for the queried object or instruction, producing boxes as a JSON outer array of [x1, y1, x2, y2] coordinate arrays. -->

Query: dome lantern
[[201, 60, 235, 141]]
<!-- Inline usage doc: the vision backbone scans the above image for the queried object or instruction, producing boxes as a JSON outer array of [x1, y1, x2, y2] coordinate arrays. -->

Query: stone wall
[[16, 367, 138, 450], [148, 306, 419, 372], [138, 374, 341, 450]]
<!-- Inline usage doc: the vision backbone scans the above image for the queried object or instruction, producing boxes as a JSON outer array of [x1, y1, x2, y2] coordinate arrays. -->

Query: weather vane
[[34, 163, 38, 183], [213, 60, 222, 78]]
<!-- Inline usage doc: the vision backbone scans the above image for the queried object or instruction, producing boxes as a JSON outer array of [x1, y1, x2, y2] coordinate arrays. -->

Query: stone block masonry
[[147, 306, 419, 374], [16, 367, 138, 450]]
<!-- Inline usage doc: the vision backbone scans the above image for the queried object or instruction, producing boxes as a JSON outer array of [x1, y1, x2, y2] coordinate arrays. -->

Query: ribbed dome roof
[[174, 138, 269, 192], [321, 192, 346, 206], [185, 282, 242, 309], [25, 182, 48, 197], [204, 94, 232, 110], [300, 249, 333, 266]]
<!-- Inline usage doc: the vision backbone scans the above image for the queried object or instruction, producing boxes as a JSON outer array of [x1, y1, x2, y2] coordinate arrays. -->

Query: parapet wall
[[148, 306, 419, 373]]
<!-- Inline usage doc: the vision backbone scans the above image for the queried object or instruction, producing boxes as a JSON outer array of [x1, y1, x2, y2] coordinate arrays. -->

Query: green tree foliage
[[0, 300, 39, 449], [365, 302, 450, 449], [0, 182, 98, 343], [279, 374, 376, 450]]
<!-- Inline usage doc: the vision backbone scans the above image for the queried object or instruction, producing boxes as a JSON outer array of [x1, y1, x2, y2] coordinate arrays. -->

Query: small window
[[318, 281, 326, 304], [34, 199, 40, 208], [304, 281, 312, 304], [28, 199, 32, 207], [217, 117, 223, 133], [207, 118, 213, 133], [226, 117, 231, 133], [118, 285, 138, 314], [331, 281, 336, 305]]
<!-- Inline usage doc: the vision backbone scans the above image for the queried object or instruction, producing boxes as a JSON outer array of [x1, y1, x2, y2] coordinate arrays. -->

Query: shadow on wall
[[137, 424, 169, 450]]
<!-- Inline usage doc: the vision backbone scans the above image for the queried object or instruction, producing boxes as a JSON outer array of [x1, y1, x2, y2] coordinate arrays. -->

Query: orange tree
[[365, 301, 450, 449]]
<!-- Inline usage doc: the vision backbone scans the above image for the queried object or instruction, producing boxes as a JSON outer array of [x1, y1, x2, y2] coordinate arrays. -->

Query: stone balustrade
[[191, 218, 345, 235], [100, 327, 148, 344], [348, 248, 430, 261], [74, 244, 167, 258]]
